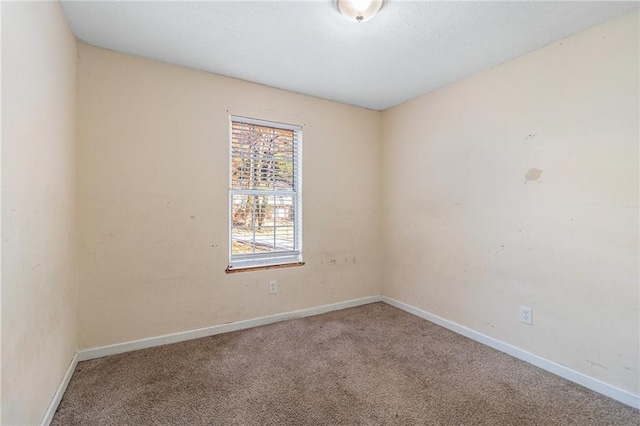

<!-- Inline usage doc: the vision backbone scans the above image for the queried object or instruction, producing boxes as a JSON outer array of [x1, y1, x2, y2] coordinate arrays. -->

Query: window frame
[[227, 115, 303, 273]]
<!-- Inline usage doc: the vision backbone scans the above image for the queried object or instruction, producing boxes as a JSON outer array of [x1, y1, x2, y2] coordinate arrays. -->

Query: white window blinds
[[228, 116, 302, 270]]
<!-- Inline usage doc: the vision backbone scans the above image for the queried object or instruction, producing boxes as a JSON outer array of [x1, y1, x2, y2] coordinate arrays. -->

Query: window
[[227, 116, 303, 272]]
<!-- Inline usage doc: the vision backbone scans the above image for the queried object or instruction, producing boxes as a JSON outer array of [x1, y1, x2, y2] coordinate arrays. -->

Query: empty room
[[2, 0, 639, 424]]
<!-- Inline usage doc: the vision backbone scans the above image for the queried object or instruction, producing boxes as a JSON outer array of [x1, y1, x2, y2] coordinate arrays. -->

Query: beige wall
[[76, 44, 383, 349], [1, 4, 636, 419], [1, 2, 78, 424], [382, 11, 639, 395]]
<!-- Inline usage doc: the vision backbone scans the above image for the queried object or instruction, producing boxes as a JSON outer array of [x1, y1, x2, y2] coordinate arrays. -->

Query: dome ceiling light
[[336, 0, 386, 23]]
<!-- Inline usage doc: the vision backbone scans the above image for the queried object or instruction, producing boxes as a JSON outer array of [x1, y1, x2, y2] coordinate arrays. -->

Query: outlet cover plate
[[520, 306, 533, 325]]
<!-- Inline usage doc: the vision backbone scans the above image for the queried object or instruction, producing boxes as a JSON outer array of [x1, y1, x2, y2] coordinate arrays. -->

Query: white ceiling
[[61, 1, 638, 111]]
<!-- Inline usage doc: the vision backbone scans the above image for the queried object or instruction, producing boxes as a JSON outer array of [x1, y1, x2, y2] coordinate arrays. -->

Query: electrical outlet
[[269, 280, 277, 295], [520, 306, 533, 325]]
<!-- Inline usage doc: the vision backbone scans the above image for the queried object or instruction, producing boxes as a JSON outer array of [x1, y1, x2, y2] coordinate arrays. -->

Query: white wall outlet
[[520, 306, 533, 325], [269, 280, 277, 295]]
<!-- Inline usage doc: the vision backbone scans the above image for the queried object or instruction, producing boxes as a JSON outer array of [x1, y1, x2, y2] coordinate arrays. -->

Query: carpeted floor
[[53, 302, 639, 425]]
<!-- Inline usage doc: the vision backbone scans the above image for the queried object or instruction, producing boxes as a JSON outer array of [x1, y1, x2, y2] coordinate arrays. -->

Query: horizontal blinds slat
[[230, 189, 296, 196]]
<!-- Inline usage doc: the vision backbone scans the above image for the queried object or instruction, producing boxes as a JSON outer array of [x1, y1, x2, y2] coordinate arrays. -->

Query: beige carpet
[[53, 303, 639, 425]]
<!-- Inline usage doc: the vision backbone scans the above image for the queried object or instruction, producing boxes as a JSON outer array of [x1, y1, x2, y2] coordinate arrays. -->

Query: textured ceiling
[[61, 1, 638, 110]]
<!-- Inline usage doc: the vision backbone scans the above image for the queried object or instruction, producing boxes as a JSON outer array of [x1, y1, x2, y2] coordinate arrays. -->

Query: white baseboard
[[78, 295, 382, 362], [43, 293, 638, 424], [382, 296, 640, 409], [41, 352, 78, 426]]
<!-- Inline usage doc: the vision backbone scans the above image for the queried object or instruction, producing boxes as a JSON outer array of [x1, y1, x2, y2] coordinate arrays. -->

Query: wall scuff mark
[[524, 168, 543, 183]]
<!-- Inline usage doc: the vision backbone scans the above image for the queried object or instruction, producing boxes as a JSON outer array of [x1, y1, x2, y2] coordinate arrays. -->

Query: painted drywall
[[0, 2, 3, 423], [76, 44, 383, 349], [1, 2, 78, 424], [382, 10, 639, 395]]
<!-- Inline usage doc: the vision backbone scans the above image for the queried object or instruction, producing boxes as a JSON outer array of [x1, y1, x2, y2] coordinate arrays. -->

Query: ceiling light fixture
[[336, 0, 386, 23]]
